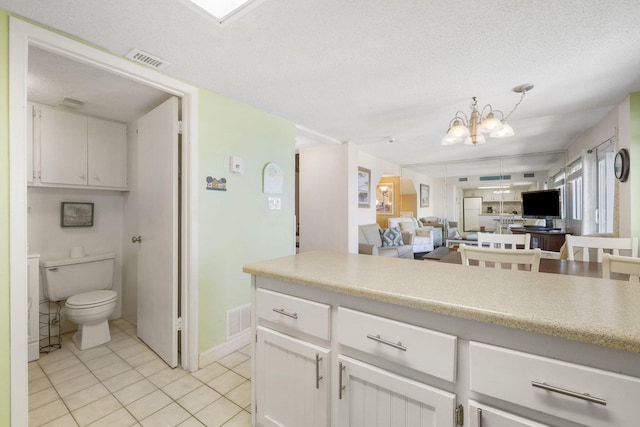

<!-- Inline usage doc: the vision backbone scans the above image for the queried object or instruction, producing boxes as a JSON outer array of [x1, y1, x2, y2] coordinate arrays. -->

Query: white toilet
[[41, 253, 117, 350]]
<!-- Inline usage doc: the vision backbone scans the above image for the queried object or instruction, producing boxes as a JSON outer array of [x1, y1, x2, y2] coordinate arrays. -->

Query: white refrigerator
[[463, 197, 482, 232]]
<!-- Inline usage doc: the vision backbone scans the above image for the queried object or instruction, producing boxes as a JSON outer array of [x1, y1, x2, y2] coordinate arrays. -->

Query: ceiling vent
[[524, 173, 535, 178], [59, 97, 84, 109], [458, 177, 468, 182], [125, 49, 170, 70]]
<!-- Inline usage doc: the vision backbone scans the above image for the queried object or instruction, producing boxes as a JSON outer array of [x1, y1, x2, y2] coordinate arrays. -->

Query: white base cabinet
[[252, 276, 640, 427], [255, 326, 329, 427], [468, 401, 550, 427], [337, 355, 455, 427]]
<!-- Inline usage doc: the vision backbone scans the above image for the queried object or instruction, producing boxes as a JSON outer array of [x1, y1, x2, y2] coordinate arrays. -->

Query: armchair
[[388, 217, 437, 252], [358, 223, 414, 259]]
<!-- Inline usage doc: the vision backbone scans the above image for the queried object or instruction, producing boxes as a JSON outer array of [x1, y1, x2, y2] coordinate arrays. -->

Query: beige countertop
[[244, 251, 640, 354]]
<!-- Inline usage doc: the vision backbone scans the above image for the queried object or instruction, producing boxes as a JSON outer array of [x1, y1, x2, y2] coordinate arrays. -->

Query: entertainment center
[[511, 228, 567, 252]]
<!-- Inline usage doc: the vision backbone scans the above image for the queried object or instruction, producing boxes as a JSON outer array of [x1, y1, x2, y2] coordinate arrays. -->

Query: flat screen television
[[521, 189, 561, 229]]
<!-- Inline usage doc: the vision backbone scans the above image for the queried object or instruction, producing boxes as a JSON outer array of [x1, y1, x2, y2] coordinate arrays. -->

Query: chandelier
[[441, 84, 534, 146]]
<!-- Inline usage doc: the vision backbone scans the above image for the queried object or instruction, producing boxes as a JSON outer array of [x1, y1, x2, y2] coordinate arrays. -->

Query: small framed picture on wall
[[420, 184, 430, 208], [61, 202, 94, 227], [358, 167, 371, 208]]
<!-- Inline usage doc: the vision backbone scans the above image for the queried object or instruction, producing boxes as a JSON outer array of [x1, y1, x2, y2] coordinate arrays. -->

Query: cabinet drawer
[[256, 288, 330, 340], [337, 307, 457, 382], [470, 342, 640, 427], [469, 401, 550, 427]]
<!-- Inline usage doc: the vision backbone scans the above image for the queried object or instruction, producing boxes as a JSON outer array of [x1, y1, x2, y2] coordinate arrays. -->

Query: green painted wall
[[630, 93, 640, 244], [0, 11, 10, 426], [198, 90, 295, 352]]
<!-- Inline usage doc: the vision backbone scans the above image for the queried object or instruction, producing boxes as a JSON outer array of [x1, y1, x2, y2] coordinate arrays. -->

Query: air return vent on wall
[[125, 48, 170, 70], [227, 303, 251, 340]]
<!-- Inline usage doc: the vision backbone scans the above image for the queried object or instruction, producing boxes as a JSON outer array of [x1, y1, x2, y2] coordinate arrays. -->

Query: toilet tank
[[40, 253, 115, 301]]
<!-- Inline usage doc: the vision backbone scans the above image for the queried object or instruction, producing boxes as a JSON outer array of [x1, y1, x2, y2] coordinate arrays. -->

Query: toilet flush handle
[[131, 236, 142, 243]]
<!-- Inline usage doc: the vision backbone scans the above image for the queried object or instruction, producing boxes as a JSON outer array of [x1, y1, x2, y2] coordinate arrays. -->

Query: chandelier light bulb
[[479, 113, 503, 133], [490, 123, 514, 138], [446, 119, 470, 138]]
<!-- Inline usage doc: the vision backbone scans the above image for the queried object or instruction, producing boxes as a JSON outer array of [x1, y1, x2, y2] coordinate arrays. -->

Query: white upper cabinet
[[33, 104, 127, 190], [87, 117, 127, 188], [27, 103, 35, 184], [39, 106, 88, 186]]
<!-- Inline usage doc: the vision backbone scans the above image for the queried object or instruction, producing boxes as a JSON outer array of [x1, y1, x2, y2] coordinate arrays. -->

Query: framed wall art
[[61, 202, 94, 227], [376, 183, 394, 215], [358, 167, 371, 208], [420, 184, 430, 208]]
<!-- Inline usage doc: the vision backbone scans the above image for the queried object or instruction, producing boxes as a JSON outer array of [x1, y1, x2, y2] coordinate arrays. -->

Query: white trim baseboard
[[198, 331, 252, 368]]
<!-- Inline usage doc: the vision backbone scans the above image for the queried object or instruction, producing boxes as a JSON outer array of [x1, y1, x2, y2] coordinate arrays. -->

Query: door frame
[[8, 17, 200, 425]]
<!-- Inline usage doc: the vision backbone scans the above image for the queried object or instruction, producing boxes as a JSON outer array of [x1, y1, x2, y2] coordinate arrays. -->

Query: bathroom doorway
[[9, 18, 199, 425]]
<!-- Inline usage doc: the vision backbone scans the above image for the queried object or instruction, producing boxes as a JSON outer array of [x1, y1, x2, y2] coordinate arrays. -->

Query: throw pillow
[[398, 221, 416, 233], [379, 227, 404, 247]]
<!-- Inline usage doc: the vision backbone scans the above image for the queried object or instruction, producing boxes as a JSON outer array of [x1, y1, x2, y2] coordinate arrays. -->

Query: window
[[596, 144, 615, 233]]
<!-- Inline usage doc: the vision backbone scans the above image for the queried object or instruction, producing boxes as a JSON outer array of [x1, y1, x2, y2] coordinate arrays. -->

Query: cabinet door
[[27, 103, 34, 184], [337, 355, 456, 427], [469, 401, 550, 427], [39, 107, 87, 185], [88, 117, 127, 188], [256, 326, 329, 427]]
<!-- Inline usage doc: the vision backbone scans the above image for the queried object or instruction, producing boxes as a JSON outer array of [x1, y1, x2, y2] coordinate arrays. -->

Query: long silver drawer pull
[[477, 408, 483, 427], [272, 308, 298, 319], [531, 381, 607, 406], [366, 334, 407, 351], [315, 353, 323, 389], [338, 362, 345, 400]]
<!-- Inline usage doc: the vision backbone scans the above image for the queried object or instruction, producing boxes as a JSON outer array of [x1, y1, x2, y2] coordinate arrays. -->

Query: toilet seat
[[66, 290, 117, 309]]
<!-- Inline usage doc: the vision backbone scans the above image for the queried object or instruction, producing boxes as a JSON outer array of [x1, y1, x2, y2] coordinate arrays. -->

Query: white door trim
[[8, 17, 200, 426]]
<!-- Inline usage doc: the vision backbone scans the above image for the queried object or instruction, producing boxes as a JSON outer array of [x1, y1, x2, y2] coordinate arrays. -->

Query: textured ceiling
[[6, 0, 640, 177]]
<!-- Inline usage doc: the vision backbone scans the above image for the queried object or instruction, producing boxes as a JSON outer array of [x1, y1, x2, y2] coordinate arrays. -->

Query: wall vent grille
[[227, 303, 251, 340], [458, 177, 468, 182], [125, 49, 170, 70]]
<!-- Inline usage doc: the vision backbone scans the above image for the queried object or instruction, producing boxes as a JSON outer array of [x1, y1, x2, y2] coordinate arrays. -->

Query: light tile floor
[[29, 319, 252, 427]]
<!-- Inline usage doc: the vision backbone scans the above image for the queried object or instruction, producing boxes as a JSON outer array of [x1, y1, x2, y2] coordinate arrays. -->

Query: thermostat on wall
[[225, 156, 244, 174]]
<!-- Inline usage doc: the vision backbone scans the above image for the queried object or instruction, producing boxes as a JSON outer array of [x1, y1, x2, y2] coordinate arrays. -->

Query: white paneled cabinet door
[[39, 106, 88, 185], [87, 117, 127, 188], [27, 103, 34, 184], [337, 355, 456, 427], [256, 326, 329, 427], [469, 401, 551, 427]]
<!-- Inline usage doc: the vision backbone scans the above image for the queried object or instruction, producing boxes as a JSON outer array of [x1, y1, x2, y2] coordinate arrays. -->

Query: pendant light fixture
[[442, 84, 534, 146]]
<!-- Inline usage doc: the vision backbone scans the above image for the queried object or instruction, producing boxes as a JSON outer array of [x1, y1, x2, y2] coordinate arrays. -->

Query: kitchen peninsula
[[244, 251, 640, 427]]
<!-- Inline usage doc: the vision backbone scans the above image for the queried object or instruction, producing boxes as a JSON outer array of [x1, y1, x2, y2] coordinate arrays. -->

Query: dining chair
[[477, 232, 530, 249], [602, 253, 640, 282], [459, 244, 541, 272], [565, 235, 638, 262]]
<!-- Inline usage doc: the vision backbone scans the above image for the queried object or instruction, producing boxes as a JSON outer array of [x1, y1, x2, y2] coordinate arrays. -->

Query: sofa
[[388, 217, 439, 251], [358, 223, 414, 259]]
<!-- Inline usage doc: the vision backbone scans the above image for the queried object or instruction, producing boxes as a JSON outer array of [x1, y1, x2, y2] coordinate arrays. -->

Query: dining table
[[439, 250, 629, 280]]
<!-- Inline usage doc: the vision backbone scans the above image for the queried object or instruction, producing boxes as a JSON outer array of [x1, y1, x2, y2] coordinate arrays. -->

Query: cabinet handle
[[315, 353, 323, 389], [338, 362, 345, 400], [477, 408, 482, 427], [366, 334, 407, 351], [272, 308, 298, 319], [531, 381, 607, 405]]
